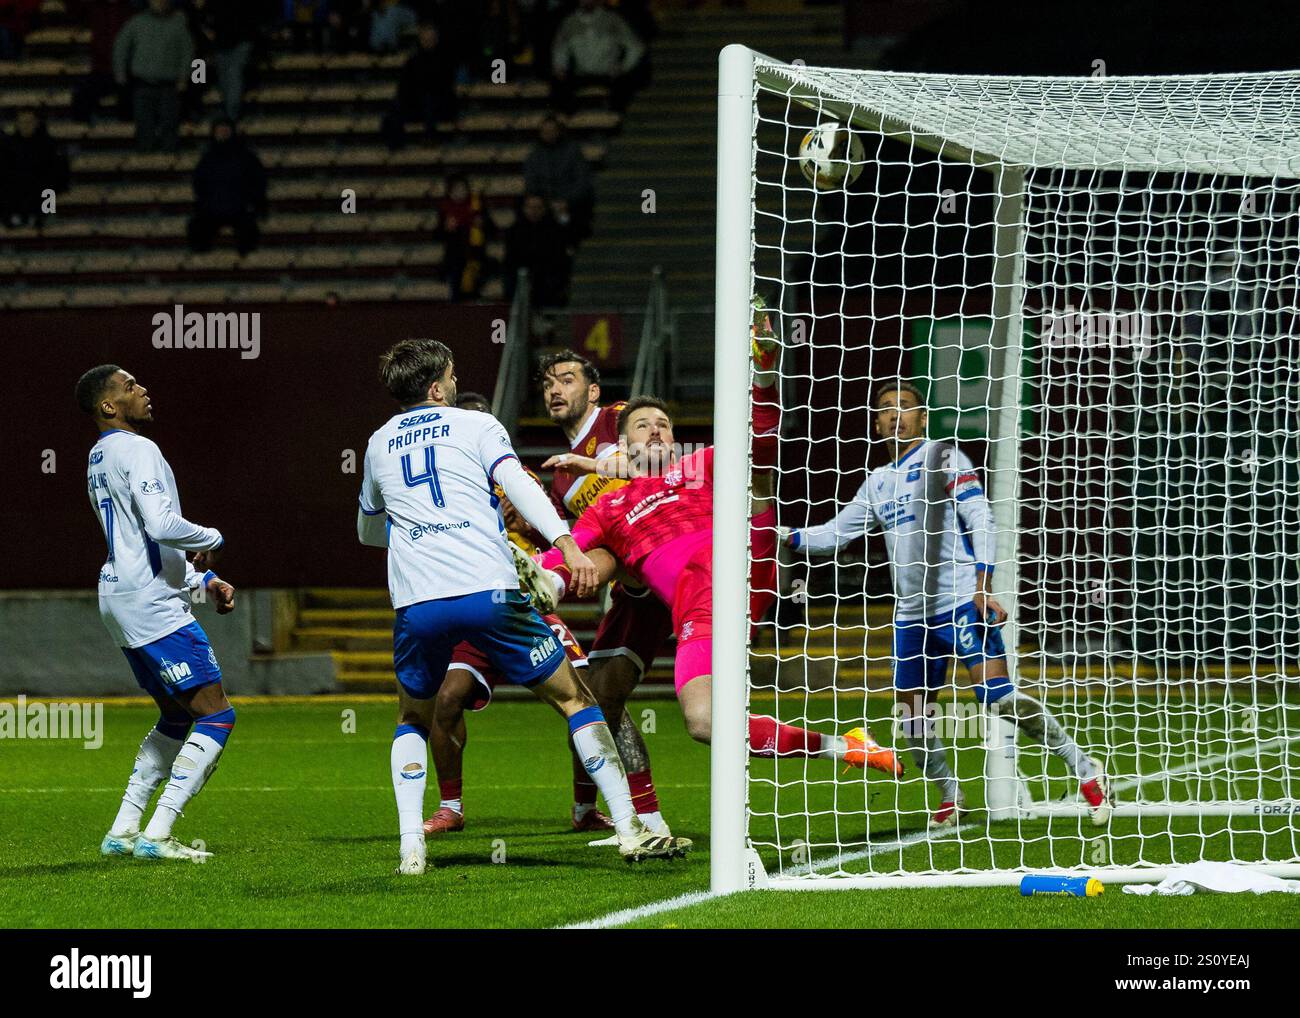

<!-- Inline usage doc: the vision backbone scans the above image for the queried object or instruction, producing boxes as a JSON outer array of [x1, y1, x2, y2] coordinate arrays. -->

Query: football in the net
[[798, 122, 866, 191]]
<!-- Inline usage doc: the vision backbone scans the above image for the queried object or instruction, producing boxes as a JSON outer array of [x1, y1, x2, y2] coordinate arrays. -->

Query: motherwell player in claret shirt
[[537, 350, 675, 838]]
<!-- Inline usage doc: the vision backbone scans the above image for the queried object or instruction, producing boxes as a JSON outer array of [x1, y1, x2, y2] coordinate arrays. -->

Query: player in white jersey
[[76, 364, 237, 863], [783, 381, 1112, 827], [357, 339, 692, 873]]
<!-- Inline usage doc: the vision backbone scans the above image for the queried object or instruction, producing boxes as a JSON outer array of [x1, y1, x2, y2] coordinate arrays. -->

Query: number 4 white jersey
[[359, 405, 521, 609], [87, 430, 224, 649]]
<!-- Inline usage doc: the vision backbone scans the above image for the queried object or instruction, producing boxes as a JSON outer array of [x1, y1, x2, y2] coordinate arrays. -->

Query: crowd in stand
[[1, 0, 652, 305]]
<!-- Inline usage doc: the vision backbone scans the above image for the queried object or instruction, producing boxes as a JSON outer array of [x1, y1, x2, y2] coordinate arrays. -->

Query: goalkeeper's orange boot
[[423, 807, 465, 836], [842, 727, 903, 777]]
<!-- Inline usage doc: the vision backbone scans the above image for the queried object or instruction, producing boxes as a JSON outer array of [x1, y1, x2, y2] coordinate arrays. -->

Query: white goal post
[[713, 44, 1300, 892]]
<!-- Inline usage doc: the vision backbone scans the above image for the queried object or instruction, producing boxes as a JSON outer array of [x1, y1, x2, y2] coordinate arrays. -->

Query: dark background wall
[[3, 302, 508, 588]]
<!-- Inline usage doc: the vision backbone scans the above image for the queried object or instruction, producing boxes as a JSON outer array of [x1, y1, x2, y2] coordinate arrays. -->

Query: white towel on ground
[[1122, 861, 1300, 896]]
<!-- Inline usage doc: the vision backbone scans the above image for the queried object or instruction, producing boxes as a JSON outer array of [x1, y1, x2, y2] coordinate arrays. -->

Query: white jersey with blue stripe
[[791, 440, 996, 621], [360, 405, 521, 609], [87, 430, 224, 649]]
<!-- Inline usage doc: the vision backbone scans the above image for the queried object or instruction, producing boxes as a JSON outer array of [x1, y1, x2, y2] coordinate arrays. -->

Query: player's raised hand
[[974, 591, 1007, 626], [206, 577, 236, 614], [555, 535, 599, 598]]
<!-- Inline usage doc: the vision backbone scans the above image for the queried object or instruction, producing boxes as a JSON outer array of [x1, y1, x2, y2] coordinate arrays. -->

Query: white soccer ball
[[798, 122, 866, 191]]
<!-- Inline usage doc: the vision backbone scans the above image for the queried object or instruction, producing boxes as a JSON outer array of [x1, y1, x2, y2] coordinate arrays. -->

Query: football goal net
[[712, 44, 1300, 891]]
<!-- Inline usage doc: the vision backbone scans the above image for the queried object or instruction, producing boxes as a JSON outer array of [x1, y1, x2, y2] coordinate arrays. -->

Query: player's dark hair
[[456, 390, 491, 412], [873, 379, 927, 409], [379, 338, 454, 405], [75, 364, 123, 415], [536, 348, 600, 389], [617, 395, 672, 435]]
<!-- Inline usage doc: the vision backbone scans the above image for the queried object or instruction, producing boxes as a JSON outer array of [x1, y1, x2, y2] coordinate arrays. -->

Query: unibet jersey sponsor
[[360, 406, 523, 609]]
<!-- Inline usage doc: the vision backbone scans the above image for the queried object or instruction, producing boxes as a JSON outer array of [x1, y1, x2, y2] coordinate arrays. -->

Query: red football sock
[[573, 777, 598, 806], [438, 778, 462, 805], [627, 769, 660, 815], [748, 714, 824, 758]]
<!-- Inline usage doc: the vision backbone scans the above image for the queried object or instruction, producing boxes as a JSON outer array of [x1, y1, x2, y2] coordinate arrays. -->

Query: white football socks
[[143, 731, 226, 840], [569, 718, 638, 836], [392, 728, 429, 857], [110, 725, 186, 836]]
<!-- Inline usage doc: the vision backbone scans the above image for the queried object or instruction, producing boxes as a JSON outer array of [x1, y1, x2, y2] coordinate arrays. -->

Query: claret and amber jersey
[[549, 402, 630, 519]]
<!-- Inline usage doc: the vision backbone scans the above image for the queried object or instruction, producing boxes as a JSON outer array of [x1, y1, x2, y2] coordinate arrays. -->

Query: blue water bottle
[[1019, 874, 1104, 897]]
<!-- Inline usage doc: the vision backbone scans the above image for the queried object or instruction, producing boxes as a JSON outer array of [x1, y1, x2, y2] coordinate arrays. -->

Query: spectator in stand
[[283, 0, 329, 52], [380, 21, 457, 150], [524, 114, 594, 240], [0, 0, 41, 61], [504, 193, 573, 308], [369, 0, 416, 53], [516, 0, 569, 79], [70, 0, 135, 123], [550, 0, 644, 113], [327, 0, 369, 53], [113, 0, 195, 153], [0, 110, 69, 228], [195, 0, 262, 121], [187, 117, 267, 255], [436, 173, 492, 300]]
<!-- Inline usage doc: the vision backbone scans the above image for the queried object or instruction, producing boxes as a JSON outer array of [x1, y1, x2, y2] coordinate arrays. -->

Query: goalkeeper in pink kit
[[537, 319, 900, 774]]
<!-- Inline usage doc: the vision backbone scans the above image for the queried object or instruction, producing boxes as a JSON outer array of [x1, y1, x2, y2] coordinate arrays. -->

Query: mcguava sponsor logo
[[0, 695, 103, 749], [49, 949, 151, 998], [151, 304, 261, 360]]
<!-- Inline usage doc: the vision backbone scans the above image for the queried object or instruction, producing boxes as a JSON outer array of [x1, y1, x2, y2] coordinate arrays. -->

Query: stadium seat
[[354, 245, 408, 267], [374, 178, 431, 200], [281, 147, 337, 168], [40, 218, 96, 239], [72, 152, 125, 174], [309, 84, 362, 103], [314, 214, 364, 234], [265, 212, 317, 235], [241, 249, 297, 270], [284, 283, 338, 303], [301, 115, 356, 136], [77, 251, 135, 274], [104, 184, 161, 205], [170, 285, 233, 305], [396, 280, 452, 301], [337, 281, 398, 302], [402, 245, 444, 266], [442, 146, 497, 168], [119, 286, 174, 305], [296, 248, 354, 270], [132, 250, 187, 271], [367, 210, 426, 234], [182, 251, 242, 272], [386, 146, 442, 168], [231, 283, 291, 303], [9, 289, 66, 309], [22, 252, 79, 274], [66, 286, 125, 308]]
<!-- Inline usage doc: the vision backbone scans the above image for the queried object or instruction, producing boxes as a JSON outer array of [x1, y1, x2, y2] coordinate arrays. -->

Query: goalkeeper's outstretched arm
[[781, 477, 876, 555]]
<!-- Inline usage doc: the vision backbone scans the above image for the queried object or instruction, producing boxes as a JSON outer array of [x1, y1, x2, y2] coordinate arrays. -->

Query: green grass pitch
[[0, 697, 1296, 929]]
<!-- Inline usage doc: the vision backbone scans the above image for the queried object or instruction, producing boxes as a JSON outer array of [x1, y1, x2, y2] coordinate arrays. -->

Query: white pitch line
[[1111, 734, 1294, 793], [559, 890, 721, 929]]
